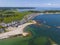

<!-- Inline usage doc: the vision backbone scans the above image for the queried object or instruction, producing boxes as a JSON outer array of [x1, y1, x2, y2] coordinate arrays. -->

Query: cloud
[[40, 3, 60, 7], [47, 3, 52, 6]]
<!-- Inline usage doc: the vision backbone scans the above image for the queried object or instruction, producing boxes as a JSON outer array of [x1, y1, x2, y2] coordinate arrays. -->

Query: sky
[[0, 0, 60, 7]]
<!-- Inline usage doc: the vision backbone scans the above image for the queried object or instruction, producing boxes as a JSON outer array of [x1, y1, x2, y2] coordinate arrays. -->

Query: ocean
[[24, 14, 60, 45]]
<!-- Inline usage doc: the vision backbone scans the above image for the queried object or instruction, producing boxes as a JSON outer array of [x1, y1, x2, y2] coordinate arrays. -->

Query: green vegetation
[[0, 9, 32, 23], [3, 11, 31, 23], [0, 26, 6, 29], [0, 26, 3, 29], [0, 9, 32, 32]]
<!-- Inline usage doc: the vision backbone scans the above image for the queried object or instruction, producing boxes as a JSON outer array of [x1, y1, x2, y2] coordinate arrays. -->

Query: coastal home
[[0, 23, 7, 27], [0, 21, 20, 27]]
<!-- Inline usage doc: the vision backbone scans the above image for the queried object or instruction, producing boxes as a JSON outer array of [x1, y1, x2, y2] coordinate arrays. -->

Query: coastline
[[0, 12, 59, 40], [0, 20, 37, 39]]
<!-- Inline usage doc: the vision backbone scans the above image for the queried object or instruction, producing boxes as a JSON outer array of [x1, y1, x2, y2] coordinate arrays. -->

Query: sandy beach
[[0, 20, 36, 39]]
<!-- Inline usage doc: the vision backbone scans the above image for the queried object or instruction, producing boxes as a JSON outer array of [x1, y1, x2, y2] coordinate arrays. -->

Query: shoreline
[[0, 13, 60, 40], [0, 13, 40, 40], [0, 20, 37, 39]]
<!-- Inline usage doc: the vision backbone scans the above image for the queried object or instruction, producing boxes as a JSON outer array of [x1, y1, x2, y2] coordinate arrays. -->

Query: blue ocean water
[[24, 14, 60, 45], [18, 7, 60, 45], [33, 14, 60, 26]]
